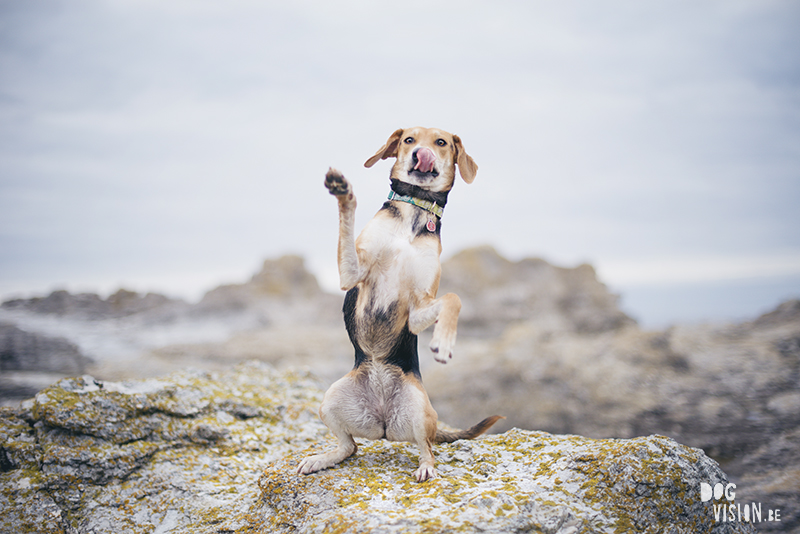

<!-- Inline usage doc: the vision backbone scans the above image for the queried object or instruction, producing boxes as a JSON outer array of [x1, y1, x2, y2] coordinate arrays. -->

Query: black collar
[[389, 179, 449, 209]]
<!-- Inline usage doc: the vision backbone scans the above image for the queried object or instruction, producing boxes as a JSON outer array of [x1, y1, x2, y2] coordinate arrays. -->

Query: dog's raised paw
[[429, 336, 454, 364], [324, 168, 351, 197]]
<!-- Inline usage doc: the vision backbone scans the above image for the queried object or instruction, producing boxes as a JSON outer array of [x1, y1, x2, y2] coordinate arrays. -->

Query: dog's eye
[[404, 137, 415, 144], [436, 139, 447, 147]]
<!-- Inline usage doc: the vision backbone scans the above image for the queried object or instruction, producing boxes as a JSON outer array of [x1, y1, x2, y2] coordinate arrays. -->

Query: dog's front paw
[[430, 333, 454, 364], [324, 168, 351, 197]]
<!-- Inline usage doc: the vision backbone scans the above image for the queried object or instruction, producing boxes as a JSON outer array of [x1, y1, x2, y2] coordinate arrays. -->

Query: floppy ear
[[453, 135, 478, 184], [364, 129, 404, 168]]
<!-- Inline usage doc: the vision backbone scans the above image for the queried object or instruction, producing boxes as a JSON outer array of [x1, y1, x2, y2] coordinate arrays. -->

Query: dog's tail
[[434, 415, 505, 444]]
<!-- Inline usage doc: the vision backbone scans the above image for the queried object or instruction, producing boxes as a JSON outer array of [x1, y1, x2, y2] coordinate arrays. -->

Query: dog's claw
[[325, 168, 351, 197], [414, 465, 438, 482]]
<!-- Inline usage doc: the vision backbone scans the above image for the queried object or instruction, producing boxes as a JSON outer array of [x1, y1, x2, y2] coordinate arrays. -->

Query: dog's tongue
[[414, 147, 436, 173]]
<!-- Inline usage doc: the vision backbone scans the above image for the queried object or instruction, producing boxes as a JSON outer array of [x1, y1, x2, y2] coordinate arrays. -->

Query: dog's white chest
[[356, 214, 440, 308]]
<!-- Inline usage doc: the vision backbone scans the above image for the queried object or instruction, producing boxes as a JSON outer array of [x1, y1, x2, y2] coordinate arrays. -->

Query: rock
[[195, 255, 329, 316], [257, 430, 753, 533], [0, 324, 92, 404], [425, 298, 800, 532], [0, 251, 795, 531], [1, 289, 180, 320], [0, 362, 754, 533], [429, 299, 800, 451], [753, 299, 800, 328], [249, 254, 322, 298], [0, 255, 343, 399], [0, 323, 92, 401], [439, 246, 635, 336], [0, 362, 328, 534], [0, 323, 90, 375]]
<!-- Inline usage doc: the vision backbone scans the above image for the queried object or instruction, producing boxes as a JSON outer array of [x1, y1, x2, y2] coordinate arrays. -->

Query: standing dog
[[297, 127, 502, 482]]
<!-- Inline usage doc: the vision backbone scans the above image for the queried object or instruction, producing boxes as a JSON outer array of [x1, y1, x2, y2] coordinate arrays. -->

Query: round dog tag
[[426, 219, 436, 232]]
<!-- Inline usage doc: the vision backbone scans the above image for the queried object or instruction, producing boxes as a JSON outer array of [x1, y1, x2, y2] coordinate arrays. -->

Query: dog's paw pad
[[324, 168, 351, 197]]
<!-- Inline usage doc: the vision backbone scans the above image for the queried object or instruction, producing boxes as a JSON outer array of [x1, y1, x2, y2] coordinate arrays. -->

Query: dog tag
[[426, 219, 436, 232]]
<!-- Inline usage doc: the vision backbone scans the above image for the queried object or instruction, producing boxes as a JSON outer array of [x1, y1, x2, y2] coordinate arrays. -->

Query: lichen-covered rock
[[0, 361, 328, 534], [254, 430, 754, 534], [1, 361, 757, 533], [423, 299, 800, 531]]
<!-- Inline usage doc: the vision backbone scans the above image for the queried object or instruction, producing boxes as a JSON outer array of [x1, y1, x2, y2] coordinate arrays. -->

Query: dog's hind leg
[[325, 168, 363, 290], [297, 373, 371, 476], [412, 408, 440, 482], [414, 436, 437, 482], [387, 376, 440, 482], [297, 428, 357, 475]]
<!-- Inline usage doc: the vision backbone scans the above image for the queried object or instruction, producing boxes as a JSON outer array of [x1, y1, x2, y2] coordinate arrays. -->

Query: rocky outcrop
[[1, 249, 796, 531], [0, 362, 328, 534], [0, 255, 344, 390], [424, 299, 800, 532], [1, 289, 181, 320], [0, 256, 333, 323], [0, 363, 754, 533], [194, 255, 334, 316], [0, 324, 92, 403], [0, 324, 89, 375], [439, 246, 635, 336], [260, 431, 754, 534]]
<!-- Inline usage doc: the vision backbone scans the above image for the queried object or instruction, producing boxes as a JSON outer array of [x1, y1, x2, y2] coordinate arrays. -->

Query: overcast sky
[[1, 0, 799, 327]]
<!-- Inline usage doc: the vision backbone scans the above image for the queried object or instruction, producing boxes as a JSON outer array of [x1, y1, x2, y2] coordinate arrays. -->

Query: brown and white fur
[[297, 127, 502, 482]]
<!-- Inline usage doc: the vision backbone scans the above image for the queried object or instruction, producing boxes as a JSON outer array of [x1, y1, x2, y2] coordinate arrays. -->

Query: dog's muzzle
[[412, 147, 437, 175]]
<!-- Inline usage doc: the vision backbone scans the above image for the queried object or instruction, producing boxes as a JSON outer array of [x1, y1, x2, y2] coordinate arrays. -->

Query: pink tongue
[[414, 147, 436, 173]]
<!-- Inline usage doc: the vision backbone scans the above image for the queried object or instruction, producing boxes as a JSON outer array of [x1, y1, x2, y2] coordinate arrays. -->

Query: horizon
[[2, 245, 797, 330]]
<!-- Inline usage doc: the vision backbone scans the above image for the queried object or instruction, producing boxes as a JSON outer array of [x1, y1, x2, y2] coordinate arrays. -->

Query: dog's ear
[[453, 135, 478, 184], [364, 129, 404, 168]]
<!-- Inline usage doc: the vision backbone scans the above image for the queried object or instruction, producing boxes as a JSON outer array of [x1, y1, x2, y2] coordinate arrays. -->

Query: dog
[[297, 126, 502, 482]]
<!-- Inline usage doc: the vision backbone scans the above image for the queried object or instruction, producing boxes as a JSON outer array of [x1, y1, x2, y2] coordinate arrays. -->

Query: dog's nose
[[413, 147, 437, 173]]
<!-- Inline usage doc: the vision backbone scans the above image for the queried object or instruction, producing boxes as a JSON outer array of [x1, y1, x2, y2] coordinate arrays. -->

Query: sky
[[1, 0, 799, 328]]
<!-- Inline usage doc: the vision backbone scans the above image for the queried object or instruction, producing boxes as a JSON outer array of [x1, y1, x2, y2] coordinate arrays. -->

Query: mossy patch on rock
[[254, 430, 755, 534], [1, 362, 755, 533], [1, 361, 328, 533]]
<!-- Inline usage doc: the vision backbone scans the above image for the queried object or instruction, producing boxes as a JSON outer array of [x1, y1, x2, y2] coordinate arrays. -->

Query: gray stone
[[423, 299, 800, 532], [0, 323, 90, 374], [1, 289, 180, 320], [0, 362, 328, 534], [438, 246, 635, 336], [256, 430, 754, 534], [0, 363, 756, 533]]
